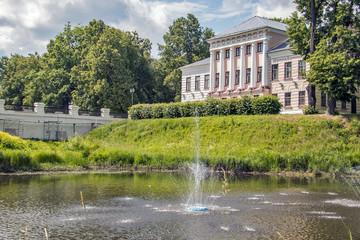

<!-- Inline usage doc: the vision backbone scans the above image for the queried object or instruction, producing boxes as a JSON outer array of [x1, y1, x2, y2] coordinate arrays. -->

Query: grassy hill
[[1, 114, 360, 173]]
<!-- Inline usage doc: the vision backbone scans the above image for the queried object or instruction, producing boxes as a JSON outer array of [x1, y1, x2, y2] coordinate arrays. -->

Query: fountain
[[186, 108, 209, 211]]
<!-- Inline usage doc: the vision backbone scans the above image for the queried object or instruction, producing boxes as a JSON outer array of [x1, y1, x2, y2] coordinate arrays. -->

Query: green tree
[[158, 14, 214, 102], [306, 1, 360, 114], [287, 0, 327, 108], [288, 0, 360, 114], [0, 19, 156, 112], [0, 54, 42, 105]]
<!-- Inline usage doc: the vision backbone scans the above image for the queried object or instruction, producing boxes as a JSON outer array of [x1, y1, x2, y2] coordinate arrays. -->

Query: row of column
[[209, 39, 268, 92]]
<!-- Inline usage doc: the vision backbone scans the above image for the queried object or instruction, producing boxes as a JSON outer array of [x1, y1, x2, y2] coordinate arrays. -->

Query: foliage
[[129, 96, 282, 119], [0, 20, 155, 112], [288, 0, 360, 114], [0, 114, 360, 173], [303, 106, 319, 115], [158, 14, 214, 102]]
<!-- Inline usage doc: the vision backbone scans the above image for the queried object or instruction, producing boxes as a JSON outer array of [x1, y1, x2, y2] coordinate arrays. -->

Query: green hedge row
[[129, 96, 282, 119]]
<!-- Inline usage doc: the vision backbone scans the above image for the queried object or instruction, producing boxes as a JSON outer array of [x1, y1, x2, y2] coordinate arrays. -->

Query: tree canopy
[[0, 20, 155, 112], [287, 0, 360, 114], [158, 14, 214, 102]]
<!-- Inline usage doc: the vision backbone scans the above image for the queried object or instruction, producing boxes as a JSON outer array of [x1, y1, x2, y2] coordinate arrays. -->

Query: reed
[[80, 191, 86, 209]]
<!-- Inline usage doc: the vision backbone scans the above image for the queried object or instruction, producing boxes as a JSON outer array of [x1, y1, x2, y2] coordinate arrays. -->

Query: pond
[[0, 172, 359, 239]]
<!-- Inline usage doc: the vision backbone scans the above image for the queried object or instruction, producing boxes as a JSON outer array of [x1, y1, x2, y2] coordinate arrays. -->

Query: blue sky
[[0, 0, 296, 58]]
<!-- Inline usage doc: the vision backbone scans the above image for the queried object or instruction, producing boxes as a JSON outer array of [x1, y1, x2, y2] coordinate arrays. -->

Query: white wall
[[181, 64, 210, 102], [0, 100, 125, 140]]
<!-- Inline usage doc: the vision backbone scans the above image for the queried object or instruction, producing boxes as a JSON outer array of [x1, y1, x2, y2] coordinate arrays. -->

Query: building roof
[[209, 16, 287, 41], [268, 39, 291, 53], [179, 57, 210, 69]]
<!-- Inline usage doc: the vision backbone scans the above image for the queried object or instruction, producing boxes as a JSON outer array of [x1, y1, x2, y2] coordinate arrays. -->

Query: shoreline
[[1, 165, 357, 178]]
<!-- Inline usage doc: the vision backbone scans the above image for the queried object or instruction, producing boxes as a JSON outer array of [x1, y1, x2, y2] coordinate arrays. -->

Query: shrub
[[134, 153, 152, 166], [0, 132, 26, 149], [204, 97, 221, 116], [151, 104, 164, 119], [303, 106, 319, 115], [129, 95, 282, 119], [9, 151, 33, 169], [252, 96, 282, 115], [236, 96, 253, 115], [33, 151, 63, 164]]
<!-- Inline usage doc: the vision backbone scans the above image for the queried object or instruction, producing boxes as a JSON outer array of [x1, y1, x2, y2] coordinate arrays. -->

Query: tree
[[288, 0, 360, 114], [0, 20, 156, 112], [0, 54, 42, 105], [287, 0, 327, 108], [158, 14, 214, 102]]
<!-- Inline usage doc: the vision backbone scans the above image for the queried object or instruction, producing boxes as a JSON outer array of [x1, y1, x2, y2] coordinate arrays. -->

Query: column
[[239, 45, 245, 89], [209, 50, 214, 92], [250, 43, 256, 88], [34, 102, 45, 114], [101, 108, 111, 118], [229, 46, 235, 90], [0, 99, 5, 113], [69, 105, 79, 116], [262, 39, 268, 86], [219, 49, 224, 91]]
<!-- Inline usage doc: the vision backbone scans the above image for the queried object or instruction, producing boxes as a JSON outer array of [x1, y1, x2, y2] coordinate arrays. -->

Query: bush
[[9, 151, 33, 170], [128, 95, 282, 119], [134, 153, 152, 166], [236, 96, 253, 115], [33, 151, 63, 164], [303, 106, 319, 115], [252, 96, 282, 115]]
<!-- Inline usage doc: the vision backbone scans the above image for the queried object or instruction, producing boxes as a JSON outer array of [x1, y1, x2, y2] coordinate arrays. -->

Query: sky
[[0, 0, 296, 58]]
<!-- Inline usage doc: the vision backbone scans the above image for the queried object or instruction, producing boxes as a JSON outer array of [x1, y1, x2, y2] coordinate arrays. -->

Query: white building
[[180, 16, 359, 114]]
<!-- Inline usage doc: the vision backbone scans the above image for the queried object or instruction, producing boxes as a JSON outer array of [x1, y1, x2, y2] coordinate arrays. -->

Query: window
[[215, 51, 220, 60], [285, 62, 292, 79], [225, 72, 229, 86], [186, 77, 191, 91], [204, 75, 209, 89], [195, 76, 200, 90], [298, 91, 305, 106], [257, 42, 263, 52], [272, 64, 278, 80], [272, 94, 278, 98], [321, 92, 326, 107], [253, 95, 259, 98], [285, 92, 291, 107], [215, 73, 219, 87], [235, 70, 240, 85], [235, 47, 240, 56], [257, 67, 262, 83], [246, 68, 251, 84], [246, 45, 251, 55], [225, 49, 230, 59], [341, 101, 347, 109], [298, 61, 306, 77]]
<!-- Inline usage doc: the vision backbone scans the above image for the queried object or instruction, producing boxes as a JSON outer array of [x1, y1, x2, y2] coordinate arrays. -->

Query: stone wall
[[0, 100, 126, 140]]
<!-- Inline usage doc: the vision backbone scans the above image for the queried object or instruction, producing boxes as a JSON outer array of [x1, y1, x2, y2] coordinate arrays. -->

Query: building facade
[[180, 16, 359, 114]]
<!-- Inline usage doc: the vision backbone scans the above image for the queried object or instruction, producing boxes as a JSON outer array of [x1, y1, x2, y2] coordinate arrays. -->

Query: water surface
[[0, 172, 359, 239]]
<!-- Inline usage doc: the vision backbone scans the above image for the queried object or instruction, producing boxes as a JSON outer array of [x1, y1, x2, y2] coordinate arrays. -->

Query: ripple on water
[[116, 218, 139, 224], [243, 226, 256, 232], [325, 199, 360, 208]]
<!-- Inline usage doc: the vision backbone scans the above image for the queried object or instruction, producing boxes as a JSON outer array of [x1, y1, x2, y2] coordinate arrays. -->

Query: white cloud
[[253, 0, 296, 19], [0, 0, 207, 57], [202, 0, 251, 21], [112, 0, 207, 57]]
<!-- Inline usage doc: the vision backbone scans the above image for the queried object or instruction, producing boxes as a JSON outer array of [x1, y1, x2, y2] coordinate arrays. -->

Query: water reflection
[[0, 172, 358, 239]]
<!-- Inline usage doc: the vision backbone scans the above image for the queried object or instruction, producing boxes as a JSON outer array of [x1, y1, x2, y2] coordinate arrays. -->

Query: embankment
[[1, 114, 360, 174]]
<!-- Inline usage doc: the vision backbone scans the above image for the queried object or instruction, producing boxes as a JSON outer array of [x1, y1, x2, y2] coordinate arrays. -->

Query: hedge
[[129, 96, 282, 119]]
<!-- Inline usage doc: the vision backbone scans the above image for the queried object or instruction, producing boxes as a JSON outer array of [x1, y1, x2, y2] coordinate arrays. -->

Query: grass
[[0, 114, 360, 173]]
